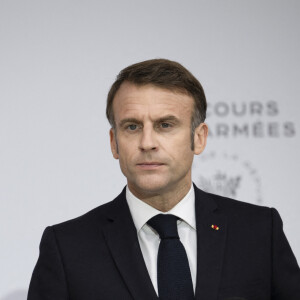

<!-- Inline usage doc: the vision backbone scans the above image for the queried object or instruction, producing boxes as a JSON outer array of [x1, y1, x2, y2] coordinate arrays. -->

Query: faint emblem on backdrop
[[198, 171, 241, 199], [192, 152, 262, 204]]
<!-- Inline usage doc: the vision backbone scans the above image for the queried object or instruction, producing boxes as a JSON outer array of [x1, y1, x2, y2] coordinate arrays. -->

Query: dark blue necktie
[[147, 214, 194, 300]]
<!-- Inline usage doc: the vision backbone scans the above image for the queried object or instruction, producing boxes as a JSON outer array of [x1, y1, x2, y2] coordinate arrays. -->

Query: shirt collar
[[126, 184, 196, 232]]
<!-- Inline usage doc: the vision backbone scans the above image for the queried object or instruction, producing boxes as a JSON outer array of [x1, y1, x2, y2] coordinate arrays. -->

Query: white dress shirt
[[126, 185, 197, 295]]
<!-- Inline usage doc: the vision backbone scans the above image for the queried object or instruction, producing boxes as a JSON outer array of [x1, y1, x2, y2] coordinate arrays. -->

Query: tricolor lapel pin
[[211, 224, 220, 231]]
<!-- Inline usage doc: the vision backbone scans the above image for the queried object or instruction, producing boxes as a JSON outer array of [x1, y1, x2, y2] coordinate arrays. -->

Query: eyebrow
[[118, 118, 142, 128], [155, 115, 181, 124], [118, 115, 180, 128]]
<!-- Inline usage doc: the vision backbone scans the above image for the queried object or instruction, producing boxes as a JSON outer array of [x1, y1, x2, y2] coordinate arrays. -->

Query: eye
[[127, 124, 138, 131], [161, 123, 171, 128]]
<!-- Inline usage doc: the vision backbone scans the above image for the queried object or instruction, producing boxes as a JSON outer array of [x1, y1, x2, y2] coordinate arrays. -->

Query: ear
[[193, 123, 208, 155], [109, 128, 119, 159]]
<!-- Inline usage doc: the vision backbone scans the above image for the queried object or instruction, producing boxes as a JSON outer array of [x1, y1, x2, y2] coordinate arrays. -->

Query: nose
[[139, 126, 158, 152]]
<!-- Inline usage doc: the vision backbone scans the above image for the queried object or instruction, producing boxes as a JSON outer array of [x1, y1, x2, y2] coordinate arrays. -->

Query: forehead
[[113, 82, 194, 122]]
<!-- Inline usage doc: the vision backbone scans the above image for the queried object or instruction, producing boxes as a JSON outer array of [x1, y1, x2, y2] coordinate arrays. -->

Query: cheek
[[118, 153, 132, 178], [117, 141, 136, 167], [161, 131, 192, 154]]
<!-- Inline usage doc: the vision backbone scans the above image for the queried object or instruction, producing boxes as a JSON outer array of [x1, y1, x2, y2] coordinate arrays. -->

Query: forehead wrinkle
[[113, 84, 194, 124], [115, 89, 192, 109], [121, 101, 190, 115]]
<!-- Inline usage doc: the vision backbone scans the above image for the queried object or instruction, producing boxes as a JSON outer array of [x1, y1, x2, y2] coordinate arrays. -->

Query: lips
[[137, 162, 164, 165], [136, 162, 165, 169]]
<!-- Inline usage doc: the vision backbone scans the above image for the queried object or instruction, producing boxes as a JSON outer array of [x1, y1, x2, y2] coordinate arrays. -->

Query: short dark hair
[[106, 58, 207, 149]]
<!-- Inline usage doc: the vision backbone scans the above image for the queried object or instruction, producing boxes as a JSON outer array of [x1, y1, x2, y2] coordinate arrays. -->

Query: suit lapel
[[101, 189, 158, 300], [99, 185, 226, 300], [194, 185, 227, 300]]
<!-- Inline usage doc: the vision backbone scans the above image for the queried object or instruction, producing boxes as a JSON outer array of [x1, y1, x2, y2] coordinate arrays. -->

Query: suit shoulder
[[213, 192, 269, 210], [202, 190, 272, 219], [50, 192, 123, 234], [201, 191, 276, 234]]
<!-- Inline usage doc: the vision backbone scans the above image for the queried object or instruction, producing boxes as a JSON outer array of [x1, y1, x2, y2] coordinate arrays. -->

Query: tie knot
[[147, 214, 179, 239]]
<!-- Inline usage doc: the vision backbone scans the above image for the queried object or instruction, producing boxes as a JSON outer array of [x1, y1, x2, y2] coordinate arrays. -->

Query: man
[[28, 59, 300, 299]]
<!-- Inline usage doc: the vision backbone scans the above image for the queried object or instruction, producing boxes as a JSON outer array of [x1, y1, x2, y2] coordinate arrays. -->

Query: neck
[[128, 180, 192, 212]]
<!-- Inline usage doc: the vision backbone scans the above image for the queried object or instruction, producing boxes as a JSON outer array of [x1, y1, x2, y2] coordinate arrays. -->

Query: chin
[[131, 176, 173, 195]]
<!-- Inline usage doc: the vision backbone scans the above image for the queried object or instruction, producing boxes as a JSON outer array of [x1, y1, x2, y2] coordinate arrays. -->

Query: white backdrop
[[1, 1, 299, 299]]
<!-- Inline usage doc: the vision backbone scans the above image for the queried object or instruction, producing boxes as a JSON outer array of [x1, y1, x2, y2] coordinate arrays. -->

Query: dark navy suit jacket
[[28, 185, 300, 299]]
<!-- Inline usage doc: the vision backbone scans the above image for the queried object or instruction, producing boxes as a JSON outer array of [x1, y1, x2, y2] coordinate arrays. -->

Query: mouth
[[136, 162, 165, 170]]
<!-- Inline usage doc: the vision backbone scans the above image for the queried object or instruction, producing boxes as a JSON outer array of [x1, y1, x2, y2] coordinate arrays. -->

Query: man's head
[[106, 59, 208, 201], [106, 59, 207, 150]]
